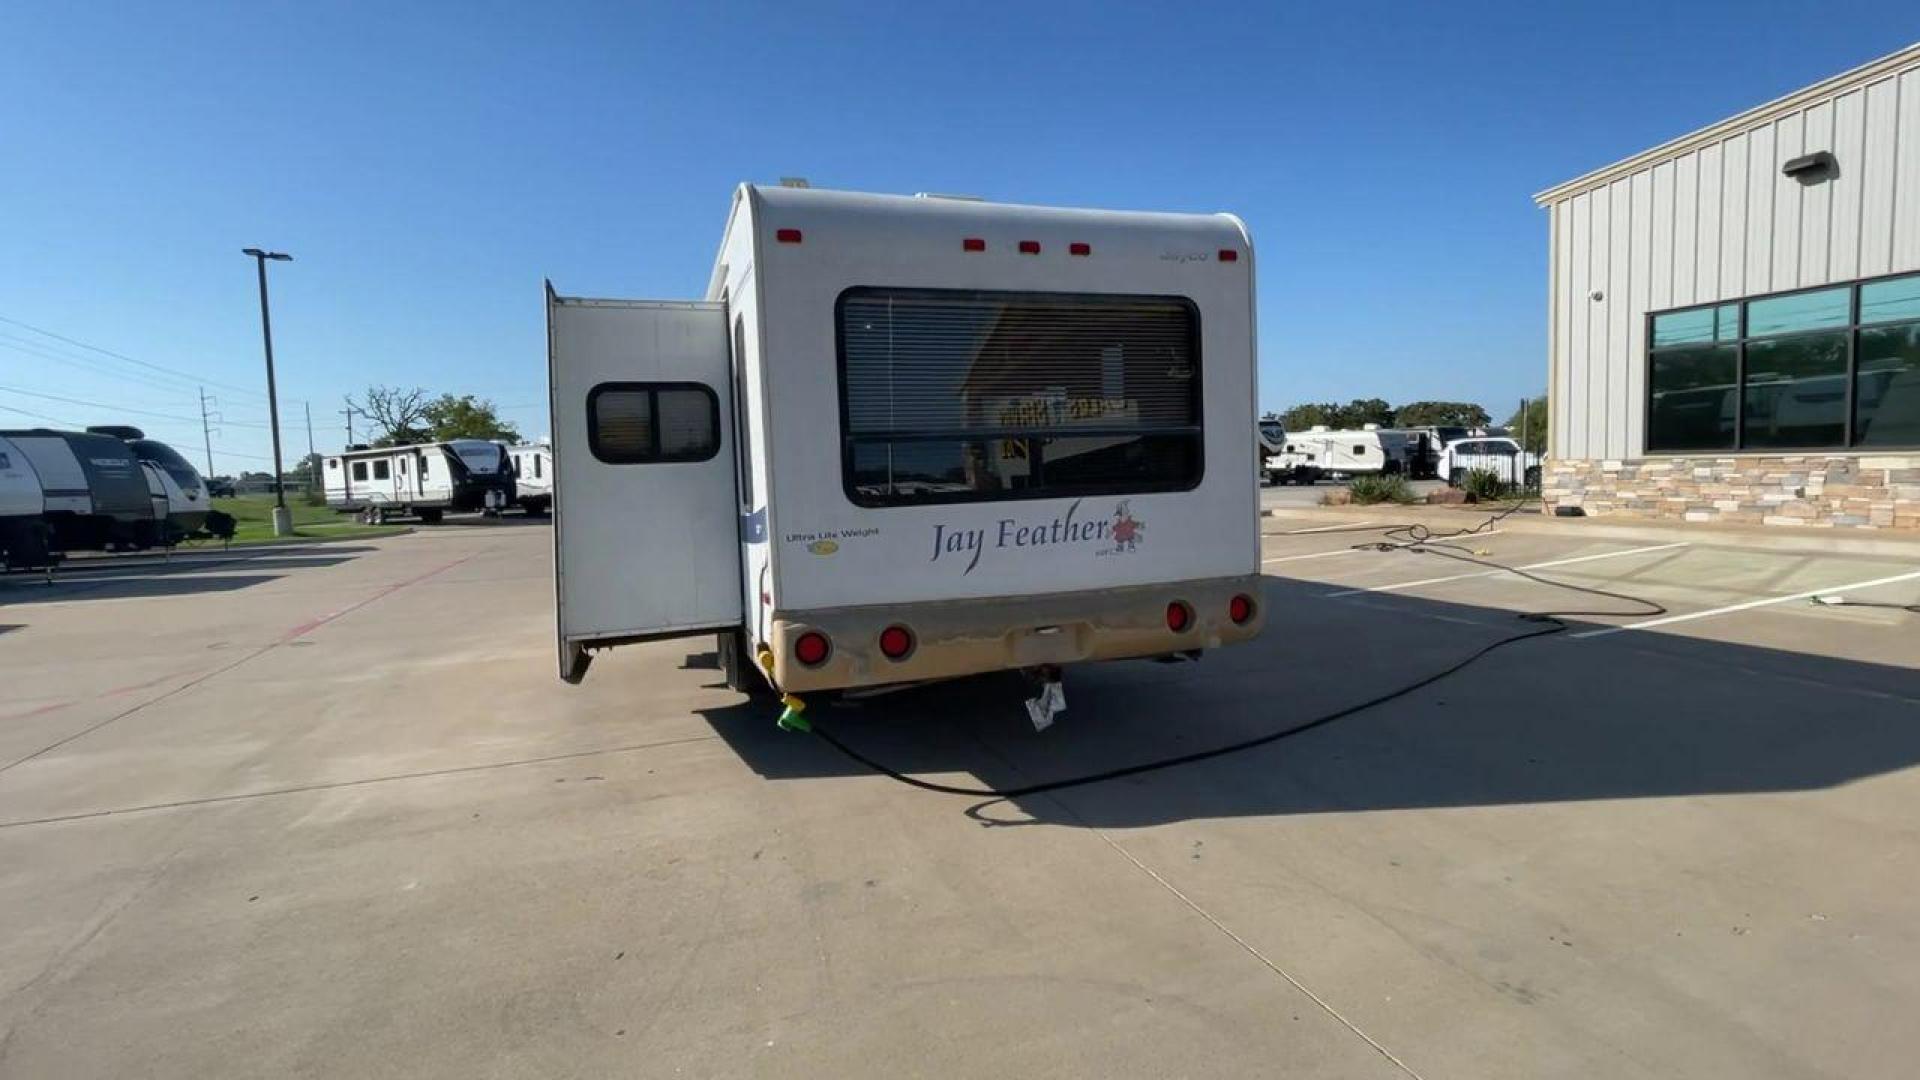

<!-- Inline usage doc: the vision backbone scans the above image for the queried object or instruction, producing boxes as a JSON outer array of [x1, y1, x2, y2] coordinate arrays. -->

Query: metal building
[[1535, 43, 1920, 529]]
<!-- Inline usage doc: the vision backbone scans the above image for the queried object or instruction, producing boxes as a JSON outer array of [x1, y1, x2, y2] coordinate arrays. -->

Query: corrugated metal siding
[[1546, 57, 1920, 459]]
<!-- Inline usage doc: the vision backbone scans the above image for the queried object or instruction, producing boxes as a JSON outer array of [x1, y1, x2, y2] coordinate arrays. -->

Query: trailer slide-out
[[547, 185, 1264, 699]]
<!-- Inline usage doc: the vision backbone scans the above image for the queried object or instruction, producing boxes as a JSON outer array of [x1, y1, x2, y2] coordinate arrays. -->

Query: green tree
[[422, 393, 522, 443], [1394, 401, 1490, 429], [1278, 402, 1341, 430], [1504, 395, 1548, 454], [1279, 398, 1397, 430]]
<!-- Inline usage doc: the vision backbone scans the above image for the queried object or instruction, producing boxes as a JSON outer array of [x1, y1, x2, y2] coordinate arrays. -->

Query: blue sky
[[1, 2, 1911, 471]]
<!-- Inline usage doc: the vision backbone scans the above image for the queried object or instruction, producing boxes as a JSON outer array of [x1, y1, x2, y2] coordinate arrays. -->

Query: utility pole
[[304, 400, 317, 500], [243, 247, 293, 535], [340, 405, 361, 447], [198, 386, 217, 478]]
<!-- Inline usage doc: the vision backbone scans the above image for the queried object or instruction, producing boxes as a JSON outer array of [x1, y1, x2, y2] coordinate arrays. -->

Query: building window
[[1647, 272, 1920, 452], [836, 287, 1202, 507], [351, 461, 368, 481], [587, 383, 721, 464], [373, 460, 390, 480]]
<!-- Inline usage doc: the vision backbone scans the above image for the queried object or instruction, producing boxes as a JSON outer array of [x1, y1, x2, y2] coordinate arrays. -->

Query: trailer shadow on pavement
[[698, 576, 1920, 829], [0, 550, 373, 606]]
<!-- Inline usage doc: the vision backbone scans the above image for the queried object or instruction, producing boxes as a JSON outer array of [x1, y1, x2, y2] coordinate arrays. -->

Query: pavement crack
[[1084, 824, 1426, 1080], [0, 733, 720, 830]]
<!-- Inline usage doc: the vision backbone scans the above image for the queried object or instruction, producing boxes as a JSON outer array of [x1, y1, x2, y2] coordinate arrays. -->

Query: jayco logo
[[929, 499, 1146, 575]]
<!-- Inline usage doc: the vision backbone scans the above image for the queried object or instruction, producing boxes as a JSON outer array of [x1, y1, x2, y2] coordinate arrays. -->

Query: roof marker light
[[1069, 242, 1091, 256], [963, 237, 986, 252], [1018, 240, 1041, 254], [1217, 248, 1238, 262], [776, 228, 803, 244]]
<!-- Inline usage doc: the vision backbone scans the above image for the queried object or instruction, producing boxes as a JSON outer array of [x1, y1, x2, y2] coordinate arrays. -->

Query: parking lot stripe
[[1320, 540, 1685, 598], [1263, 548, 1371, 564], [1571, 566, 1920, 639], [1276, 520, 1376, 535]]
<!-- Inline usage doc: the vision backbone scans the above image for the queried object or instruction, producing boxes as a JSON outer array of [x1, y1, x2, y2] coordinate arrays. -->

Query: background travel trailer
[[323, 439, 516, 523], [506, 442, 552, 515], [548, 185, 1265, 694], [0, 427, 209, 562]]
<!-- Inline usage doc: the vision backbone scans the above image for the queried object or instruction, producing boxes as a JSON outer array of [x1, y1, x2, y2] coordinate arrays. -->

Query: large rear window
[[837, 288, 1202, 507]]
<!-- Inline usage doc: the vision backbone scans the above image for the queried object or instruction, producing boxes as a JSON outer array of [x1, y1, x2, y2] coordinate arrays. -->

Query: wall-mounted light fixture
[[1782, 150, 1837, 185]]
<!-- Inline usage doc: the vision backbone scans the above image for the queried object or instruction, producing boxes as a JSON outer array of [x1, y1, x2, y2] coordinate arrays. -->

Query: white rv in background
[[506, 442, 552, 515], [0, 435, 52, 568], [547, 184, 1264, 699], [322, 440, 515, 523], [0, 426, 210, 560], [1267, 425, 1414, 483]]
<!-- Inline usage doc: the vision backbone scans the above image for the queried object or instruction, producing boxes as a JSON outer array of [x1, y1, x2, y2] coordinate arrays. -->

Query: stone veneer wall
[[1540, 455, 1920, 529]]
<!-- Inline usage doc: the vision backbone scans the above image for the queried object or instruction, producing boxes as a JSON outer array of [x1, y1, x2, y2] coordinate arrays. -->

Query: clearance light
[[776, 228, 803, 244], [794, 631, 831, 666], [963, 237, 986, 252], [878, 625, 915, 660], [1018, 240, 1041, 254], [1069, 242, 1091, 256], [1217, 249, 1238, 262], [1229, 594, 1256, 625], [1166, 602, 1193, 633]]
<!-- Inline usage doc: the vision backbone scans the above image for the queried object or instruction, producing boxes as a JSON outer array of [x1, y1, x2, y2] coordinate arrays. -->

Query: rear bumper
[[768, 573, 1265, 693]]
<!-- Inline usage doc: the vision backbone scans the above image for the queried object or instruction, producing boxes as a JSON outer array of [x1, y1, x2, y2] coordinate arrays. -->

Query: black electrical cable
[[1813, 597, 1920, 614], [798, 499, 1669, 800]]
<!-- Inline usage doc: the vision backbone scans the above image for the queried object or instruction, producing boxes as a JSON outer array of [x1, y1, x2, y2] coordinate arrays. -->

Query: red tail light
[[1229, 594, 1255, 624], [962, 237, 986, 252], [1166, 601, 1192, 633], [776, 228, 803, 244], [1069, 242, 1091, 256], [794, 631, 831, 666], [878, 625, 915, 660], [1217, 249, 1238, 262], [1018, 240, 1041, 254]]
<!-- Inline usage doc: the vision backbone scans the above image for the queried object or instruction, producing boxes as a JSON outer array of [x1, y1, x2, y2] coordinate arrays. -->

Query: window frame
[[586, 381, 722, 465], [1644, 269, 1920, 454], [833, 285, 1206, 509]]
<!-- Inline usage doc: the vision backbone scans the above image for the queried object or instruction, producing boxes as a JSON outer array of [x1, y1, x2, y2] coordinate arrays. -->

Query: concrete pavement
[[2, 519, 1917, 1078]]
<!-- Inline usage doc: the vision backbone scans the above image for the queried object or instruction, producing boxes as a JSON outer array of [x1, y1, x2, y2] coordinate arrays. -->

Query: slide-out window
[[587, 382, 721, 464], [351, 461, 367, 481], [373, 460, 390, 480], [836, 287, 1203, 507]]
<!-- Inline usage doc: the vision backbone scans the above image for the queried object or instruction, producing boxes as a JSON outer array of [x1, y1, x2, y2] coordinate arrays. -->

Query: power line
[[0, 335, 213, 401], [0, 402, 81, 427], [0, 313, 275, 402]]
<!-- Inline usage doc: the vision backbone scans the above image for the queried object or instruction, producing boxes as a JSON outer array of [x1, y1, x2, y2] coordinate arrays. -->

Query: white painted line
[[1276, 520, 1375, 535], [1263, 548, 1370, 565], [1571, 566, 1920, 639], [1322, 540, 1685, 598]]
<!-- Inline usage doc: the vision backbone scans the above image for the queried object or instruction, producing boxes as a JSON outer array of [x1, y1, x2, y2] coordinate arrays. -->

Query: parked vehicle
[[547, 184, 1264, 702], [0, 435, 54, 569], [1267, 425, 1419, 483], [0, 426, 213, 566], [1438, 436, 1541, 489], [322, 440, 516, 523], [505, 442, 552, 516]]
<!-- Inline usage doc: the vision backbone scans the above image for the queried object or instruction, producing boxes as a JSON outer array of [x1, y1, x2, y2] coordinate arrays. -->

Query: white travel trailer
[[547, 185, 1264, 702], [506, 442, 552, 515], [322, 440, 516, 523], [0, 435, 53, 568], [1267, 425, 1409, 483]]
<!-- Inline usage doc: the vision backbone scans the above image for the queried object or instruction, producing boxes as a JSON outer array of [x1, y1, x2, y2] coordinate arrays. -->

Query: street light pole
[[243, 247, 293, 535]]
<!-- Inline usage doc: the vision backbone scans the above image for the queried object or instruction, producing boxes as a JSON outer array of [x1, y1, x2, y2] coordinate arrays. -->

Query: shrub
[[1347, 473, 1417, 505], [1463, 467, 1508, 501]]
